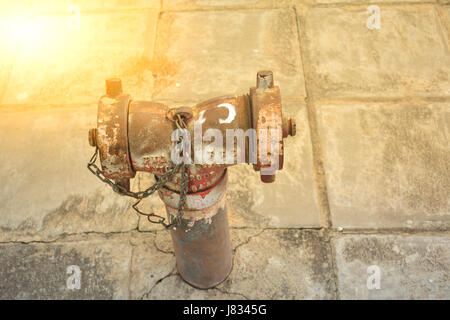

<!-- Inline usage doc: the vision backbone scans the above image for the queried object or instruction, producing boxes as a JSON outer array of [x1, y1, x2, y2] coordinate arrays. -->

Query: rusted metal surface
[[163, 182, 231, 289], [250, 70, 295, 182], [159, 171, 231, 288], [128, 101, 173, 174], [160, 170, 227, 214], [169, 197, 232, 289], [93, 72, 294, 181], [96, 86, 135, 182]]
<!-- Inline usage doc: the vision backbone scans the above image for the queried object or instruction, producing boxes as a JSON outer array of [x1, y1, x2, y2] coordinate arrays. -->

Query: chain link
[[87, 115, 189, 230]]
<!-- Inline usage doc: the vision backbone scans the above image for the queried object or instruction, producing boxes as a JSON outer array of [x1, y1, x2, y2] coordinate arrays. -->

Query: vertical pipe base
[[168, 198, 232, 289], [159, 172, 232, 289]]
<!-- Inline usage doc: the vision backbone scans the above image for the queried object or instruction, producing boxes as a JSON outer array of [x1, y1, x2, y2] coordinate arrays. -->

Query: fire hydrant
[[87, 71, 296, 289]]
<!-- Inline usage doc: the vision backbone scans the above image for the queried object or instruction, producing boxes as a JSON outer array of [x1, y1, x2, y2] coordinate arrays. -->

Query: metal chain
[[87, 115, 189, 230]]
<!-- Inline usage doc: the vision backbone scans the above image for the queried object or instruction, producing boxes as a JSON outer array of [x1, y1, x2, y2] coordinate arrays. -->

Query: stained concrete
[[162, 0, 295, 10], [152, 8, 306, 102], [28, 0, 160, 12], [143, 229, 336, 300], [316, 102, 450, 229], [128, 233, 176, 299], [439, 5, 450, 46], [0, 107, 138, 242], [300, 5, 450, 98], [333, 235, 450, 299], [216, 229, 336, 299], [1, 9, 159, 106], [0, 236, 132, 299]]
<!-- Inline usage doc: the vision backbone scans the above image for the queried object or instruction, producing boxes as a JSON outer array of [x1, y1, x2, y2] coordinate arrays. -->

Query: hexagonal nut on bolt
[[88, 128, 97, 147]]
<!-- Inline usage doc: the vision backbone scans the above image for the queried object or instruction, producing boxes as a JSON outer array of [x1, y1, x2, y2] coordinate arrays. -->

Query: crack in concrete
[[232, 228, 267, 255], [0, 229, 140, 245], [1, 227, 447, 245], [153, 231, 175, 256], [213, 287, 249, 300], [3, 224, 449, 301], [139, 267, 178, 300], [127, 240, 137, 299], [330, 228, 450, 237], [321, 231, 341, 300]]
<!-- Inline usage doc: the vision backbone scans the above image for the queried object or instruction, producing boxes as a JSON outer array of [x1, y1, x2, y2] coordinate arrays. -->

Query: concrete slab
[[143, 275, 245, 299], [162, 0, 294, 10], [437, 5, 450, 46], [0, 236, 132, 299], [217, 229, 336, 299], [300, 5, 450, 98], [152, 8, 306, 102], [333, 234, 450, 299], [142, 229, 335, 299], [129, 233, 176, 299], [1, 10, 159, 106], [0, 107, 138, 242], [316, 102, 450, 229], [30, 0, 160, 12], [0, 28, 16, 105], [0, 1, 33, 14], [312, 0, 432, 3]]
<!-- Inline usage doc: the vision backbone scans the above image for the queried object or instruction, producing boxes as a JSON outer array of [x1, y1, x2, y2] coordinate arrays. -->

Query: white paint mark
[[218, 103, 236, 124], [197, 110, 206, 124]]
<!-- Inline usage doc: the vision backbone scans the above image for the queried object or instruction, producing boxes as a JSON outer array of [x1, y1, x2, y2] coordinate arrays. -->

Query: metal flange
[[95, 79, 135, 181]]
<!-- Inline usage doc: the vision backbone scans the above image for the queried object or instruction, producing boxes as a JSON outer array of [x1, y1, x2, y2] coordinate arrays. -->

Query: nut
[[88, 128, 97, 147], [256, 70, 274, 90]]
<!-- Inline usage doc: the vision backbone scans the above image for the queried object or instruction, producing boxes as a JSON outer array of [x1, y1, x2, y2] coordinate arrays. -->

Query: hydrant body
[[88, 72, 295, 288]]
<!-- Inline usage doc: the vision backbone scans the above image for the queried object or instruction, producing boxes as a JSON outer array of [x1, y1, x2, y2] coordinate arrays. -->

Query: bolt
[[261, 173, 276, 183], [256, 70, 274, 90], [88, 128, 97, 147], [105, 78, 123, 98], [282, 117, 296, 138]]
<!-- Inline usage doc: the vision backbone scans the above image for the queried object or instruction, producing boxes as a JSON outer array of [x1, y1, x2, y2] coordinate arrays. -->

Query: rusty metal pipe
[[159, 171, 231, 288]]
